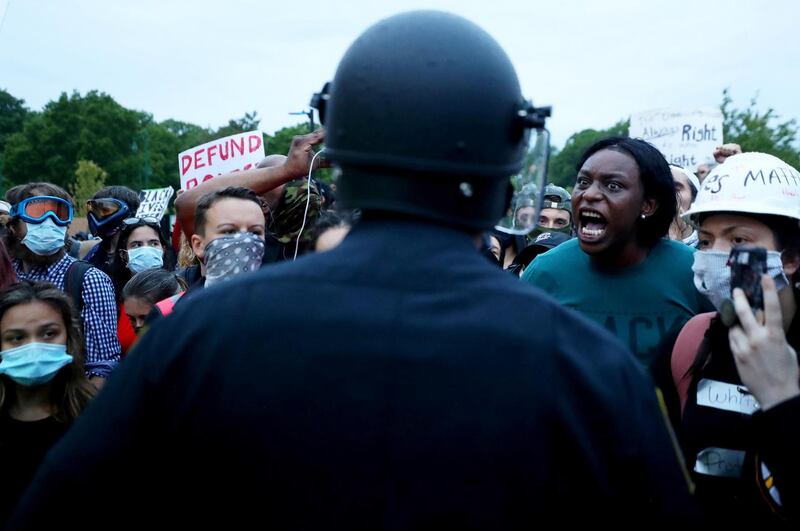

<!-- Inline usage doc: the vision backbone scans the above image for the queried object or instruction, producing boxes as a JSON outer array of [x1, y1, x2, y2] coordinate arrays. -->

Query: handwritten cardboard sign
[[178, 131, 265, 191], [629, 108, 723, 171], [136, 187, 174, 220]]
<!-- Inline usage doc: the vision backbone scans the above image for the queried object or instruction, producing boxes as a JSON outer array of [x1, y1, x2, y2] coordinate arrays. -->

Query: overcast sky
[[1, 0, 798, 148]]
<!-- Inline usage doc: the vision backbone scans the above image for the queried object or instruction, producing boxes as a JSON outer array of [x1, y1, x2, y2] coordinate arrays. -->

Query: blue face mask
[[0, 343, 73, 387], [22, 219, 67, 256], [126, 246, 164, 274]]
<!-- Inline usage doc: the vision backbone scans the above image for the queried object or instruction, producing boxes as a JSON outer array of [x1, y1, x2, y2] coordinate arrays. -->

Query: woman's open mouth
[[578, 209, 608, 241]]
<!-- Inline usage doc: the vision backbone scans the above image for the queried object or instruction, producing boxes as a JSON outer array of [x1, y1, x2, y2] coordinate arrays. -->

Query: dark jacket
[[8, 218, 695, 529]]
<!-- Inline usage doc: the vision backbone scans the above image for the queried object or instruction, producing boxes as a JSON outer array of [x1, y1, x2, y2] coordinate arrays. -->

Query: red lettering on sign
[[231, 137, 245, 156], [243, 163, 253, 171], [219, 141, 230, 160], [186, 178, 199, 189], [207, 145, 218, 166], [202, 174, 214, 183], [248, 135, 262, 153], [181, 155, 193, 176], [194, 149, 206, 169]]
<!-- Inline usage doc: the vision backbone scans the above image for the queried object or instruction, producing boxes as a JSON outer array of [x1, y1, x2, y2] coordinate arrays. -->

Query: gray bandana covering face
[[204, 232, 265, 287], [692, 249, 789, 310]]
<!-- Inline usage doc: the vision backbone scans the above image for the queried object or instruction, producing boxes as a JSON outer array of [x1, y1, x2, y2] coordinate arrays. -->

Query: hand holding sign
[[728, 275, 800, 410]]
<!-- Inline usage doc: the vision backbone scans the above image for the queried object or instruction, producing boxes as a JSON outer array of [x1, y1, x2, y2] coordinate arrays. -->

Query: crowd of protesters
[[0, 9, 798, 529]]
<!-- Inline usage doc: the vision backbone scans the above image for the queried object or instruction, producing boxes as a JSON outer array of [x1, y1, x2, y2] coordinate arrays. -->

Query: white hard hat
[[683, 152, 800, 221]]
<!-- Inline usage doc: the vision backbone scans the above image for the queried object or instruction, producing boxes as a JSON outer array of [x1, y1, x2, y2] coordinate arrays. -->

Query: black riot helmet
[[312, 10, 550, 231]]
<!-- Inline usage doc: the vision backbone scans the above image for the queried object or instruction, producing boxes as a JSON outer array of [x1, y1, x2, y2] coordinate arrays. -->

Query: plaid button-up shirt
[[13, 253, 121, 377]]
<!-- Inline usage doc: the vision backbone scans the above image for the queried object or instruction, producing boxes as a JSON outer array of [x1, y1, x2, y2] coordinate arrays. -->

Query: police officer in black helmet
[[8, 11, 695, 529]]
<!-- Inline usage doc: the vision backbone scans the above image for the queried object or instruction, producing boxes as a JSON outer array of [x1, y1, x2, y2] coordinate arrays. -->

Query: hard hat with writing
[[683, 152, 800, 221], [313, 10, 551, 231]]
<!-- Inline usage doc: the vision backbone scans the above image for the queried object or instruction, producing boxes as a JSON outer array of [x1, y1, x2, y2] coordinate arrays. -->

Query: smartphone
[[720, 247, 767, 326]]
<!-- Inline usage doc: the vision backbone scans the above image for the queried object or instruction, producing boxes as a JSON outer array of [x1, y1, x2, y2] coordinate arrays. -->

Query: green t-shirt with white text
[[522, 238, 713, 368]]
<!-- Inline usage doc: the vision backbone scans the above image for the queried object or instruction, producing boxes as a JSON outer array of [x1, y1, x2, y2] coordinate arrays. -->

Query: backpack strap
[[64, 260, 93, 317], [671, 312, 715, 415]]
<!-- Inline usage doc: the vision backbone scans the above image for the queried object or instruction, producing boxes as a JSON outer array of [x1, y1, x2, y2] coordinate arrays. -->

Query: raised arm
[[175, 129, 326, 238]]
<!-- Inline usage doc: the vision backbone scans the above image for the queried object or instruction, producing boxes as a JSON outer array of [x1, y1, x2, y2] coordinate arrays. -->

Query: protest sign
[[178, 131, 265, 190], [629, 108, 723, 171], [136, 186, 174, 220]]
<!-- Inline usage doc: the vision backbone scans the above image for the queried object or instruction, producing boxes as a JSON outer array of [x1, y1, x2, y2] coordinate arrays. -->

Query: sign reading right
[[629, 108, 723, 171]]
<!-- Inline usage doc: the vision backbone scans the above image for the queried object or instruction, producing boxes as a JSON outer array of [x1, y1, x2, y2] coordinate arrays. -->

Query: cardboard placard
[[630, 108, 723, 171], [178, 131, 265, 191]]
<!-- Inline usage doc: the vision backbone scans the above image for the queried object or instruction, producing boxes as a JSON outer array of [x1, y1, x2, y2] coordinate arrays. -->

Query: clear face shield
[[495, 123, 551, 236]]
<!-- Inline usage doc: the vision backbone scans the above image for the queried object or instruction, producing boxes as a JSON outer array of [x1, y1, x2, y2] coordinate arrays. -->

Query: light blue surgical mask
[[22, 219, 67, 256], [126, 246, 164, 274], [0, 342, 73, 387]]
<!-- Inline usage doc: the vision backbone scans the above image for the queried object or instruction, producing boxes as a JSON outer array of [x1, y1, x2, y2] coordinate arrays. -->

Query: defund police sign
[[178, 131, 265, 191], [629, 108, 723, 171]]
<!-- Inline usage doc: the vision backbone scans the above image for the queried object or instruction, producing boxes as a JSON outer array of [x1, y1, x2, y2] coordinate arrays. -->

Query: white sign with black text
[[629, 108, 723, 171], [136, 186, 175, 220]]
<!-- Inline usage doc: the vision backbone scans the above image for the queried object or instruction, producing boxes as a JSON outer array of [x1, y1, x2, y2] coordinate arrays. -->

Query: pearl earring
[[641, 214, 646, 219]]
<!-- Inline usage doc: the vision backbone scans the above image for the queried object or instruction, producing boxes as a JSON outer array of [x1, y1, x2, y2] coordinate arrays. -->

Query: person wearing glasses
[[4, 183, 121, 383], [82, 186, 141, 276]]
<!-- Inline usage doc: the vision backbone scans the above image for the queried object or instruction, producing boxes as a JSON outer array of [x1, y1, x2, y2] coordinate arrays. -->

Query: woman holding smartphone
[[672, 152, 800, 525]]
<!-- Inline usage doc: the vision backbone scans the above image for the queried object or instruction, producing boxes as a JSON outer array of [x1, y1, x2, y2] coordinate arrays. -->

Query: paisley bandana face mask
[[203, 232, 265, 288]]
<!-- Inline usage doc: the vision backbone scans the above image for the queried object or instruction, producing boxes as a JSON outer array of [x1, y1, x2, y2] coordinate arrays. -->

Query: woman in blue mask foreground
[[672, 152, 800, 525], [0, 282, 95, 525]]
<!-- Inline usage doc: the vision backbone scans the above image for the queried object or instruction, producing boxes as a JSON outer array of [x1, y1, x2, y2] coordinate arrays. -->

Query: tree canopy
[[0, 89, 267, 194], [1, 88, 797, 197]]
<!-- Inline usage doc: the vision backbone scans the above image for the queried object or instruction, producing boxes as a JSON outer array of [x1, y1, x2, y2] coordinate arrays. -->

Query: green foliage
[[3, 87, 798, 201], [547, 119, 629, 188], [0, 90, 268, 195], [160, 118, 213, 150], [0, 89, 30, 155], [71, 160, 107, 207], [212, 111, 260, 140], [265, 123, 309, 156], [721, 88, 800, 168], [2, 91, 144, 190]]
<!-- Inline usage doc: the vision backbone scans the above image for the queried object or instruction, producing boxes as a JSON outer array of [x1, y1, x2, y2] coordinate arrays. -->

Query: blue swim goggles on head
[[86, 198, 130, 237], [9, 196, 74, 227]]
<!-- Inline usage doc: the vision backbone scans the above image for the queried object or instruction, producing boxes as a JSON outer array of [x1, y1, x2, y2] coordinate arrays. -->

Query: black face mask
[[527, 223, 572, 242]]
